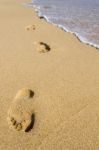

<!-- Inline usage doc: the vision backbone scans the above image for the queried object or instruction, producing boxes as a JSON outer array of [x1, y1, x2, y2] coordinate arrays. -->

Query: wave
[[28, 1, 99, 50]]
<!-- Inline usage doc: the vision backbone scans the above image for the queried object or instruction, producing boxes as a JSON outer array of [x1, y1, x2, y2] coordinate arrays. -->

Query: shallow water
[[30, 0, 99, 48]]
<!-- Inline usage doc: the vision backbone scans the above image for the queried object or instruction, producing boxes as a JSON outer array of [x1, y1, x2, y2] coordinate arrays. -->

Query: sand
[[0, 0, 99, 149]]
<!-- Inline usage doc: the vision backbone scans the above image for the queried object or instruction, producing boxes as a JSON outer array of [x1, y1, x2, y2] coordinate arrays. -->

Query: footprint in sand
[[7, 89, 35, 132], [25, 25, 35, 31], [34, 42, 51, 53]]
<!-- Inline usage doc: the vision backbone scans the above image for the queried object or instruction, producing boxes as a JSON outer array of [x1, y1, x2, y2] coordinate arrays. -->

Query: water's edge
[[26, 2, 99, 50]]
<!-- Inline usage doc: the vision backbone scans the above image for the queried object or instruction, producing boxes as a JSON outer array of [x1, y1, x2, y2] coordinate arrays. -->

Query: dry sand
[[0, 0, 99, 149]]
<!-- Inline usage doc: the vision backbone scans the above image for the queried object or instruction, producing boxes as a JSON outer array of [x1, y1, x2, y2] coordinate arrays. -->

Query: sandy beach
[[0, 0, 99, 149]]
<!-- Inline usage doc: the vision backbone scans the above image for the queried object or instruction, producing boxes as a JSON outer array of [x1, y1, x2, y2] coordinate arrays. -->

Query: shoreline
[[0, 0, 99, 149], [29, 1, 99, 50]]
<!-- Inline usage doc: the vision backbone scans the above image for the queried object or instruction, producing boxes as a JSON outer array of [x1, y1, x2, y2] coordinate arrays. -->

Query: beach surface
[[0, 0, 99, 149]]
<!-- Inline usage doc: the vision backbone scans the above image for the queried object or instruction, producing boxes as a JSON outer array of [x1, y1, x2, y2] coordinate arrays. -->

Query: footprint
[[35, 42, 51, 53], [25, 25, 35, 31], [7, 89, 35, 132]]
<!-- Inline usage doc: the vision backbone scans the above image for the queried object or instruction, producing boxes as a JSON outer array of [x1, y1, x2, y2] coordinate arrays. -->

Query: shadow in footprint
[[39, 16, 44, 19], [29, 90, 34, 98], [40, 42, 51, 52], [25, 114, 35, 132], [26, 25, 35, 31]]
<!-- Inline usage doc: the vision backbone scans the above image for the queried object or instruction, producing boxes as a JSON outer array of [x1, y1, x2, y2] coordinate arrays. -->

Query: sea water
[[28, 0, 99, 49]]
